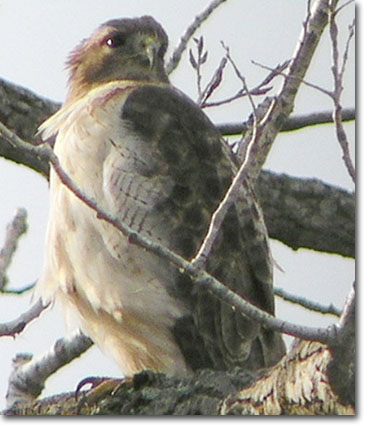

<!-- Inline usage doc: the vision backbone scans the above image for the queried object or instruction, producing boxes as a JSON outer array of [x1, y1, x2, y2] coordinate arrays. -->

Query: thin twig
[[335, 0, 354, 16], [252, 59, 333, 98], [328, 3, 355, 182], [274, 287, 341, 317], [0, 208, 28, 290], [191, 43, 259, 268], [0, 299, 47, 337], [198, 56, 228, 106], [166, 0, 228, 74], [198, 53, 285, 109], [189, 36, 208, 102]]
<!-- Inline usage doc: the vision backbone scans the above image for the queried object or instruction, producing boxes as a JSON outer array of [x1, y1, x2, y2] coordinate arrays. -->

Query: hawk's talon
[[75, 376, 114, 400], [74, 377, 129, 414]]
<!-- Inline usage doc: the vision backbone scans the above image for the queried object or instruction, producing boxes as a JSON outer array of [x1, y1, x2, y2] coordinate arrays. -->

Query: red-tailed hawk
[[36, 16, 285, 377]]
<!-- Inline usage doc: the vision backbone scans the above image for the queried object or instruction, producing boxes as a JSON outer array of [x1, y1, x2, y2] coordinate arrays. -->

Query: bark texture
[[3, 340, 354, 415]]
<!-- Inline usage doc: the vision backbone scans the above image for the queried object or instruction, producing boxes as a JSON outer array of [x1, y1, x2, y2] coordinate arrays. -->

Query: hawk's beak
[[145, 38, 161, 69]]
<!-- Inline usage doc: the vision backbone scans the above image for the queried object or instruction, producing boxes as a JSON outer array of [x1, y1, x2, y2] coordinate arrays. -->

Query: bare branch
[[328, 3, 355, 182], [199, 53, 286, 109], [0, 79, 58, 177], [198, 56, 228, 106], [217, 108, 355, 135], [1, 282, 35, 295], [191, 43, 259, 269], [243, 0, 340, 182], [249, 3, 355, 183], [335, 0, 355, 17], [0, 299, 47, 337], [251, 59, 333, 98], [0, 208, 28, 290], [274, 287, 341, 317], [165, 0, 228, 74], [189, 36, 208, 102], [256, 170, 354, 259], [6, 331, 93, 407], [340, 18, 355, 78]]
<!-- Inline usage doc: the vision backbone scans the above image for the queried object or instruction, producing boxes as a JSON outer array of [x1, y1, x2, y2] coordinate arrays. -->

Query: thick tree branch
[[4, 287, 355, 414], [219, 340, 354, 415], [0, 79, 58, 177], [256, 171, 354, 258], [4, 338, 354, 415]]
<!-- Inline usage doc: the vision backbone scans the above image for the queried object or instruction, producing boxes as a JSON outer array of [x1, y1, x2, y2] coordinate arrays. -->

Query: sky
[[0, 0, 355, 414]]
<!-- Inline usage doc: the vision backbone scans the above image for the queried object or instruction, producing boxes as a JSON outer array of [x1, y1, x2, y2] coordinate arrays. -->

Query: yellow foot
[[75, 376, 130, 414]]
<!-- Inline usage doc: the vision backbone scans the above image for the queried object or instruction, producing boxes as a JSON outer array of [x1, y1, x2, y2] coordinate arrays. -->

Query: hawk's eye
[[105, 34, 126, 48]]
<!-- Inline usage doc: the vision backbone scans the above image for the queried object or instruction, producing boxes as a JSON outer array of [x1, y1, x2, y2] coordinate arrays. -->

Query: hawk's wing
[[108, 84, 285, 370]]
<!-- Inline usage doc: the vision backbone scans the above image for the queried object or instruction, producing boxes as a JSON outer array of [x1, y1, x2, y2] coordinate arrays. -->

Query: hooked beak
[[145, 38, 162, 69]]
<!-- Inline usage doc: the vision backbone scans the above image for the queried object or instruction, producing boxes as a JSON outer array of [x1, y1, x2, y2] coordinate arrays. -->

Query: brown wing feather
[[119, 84, 285, 370]]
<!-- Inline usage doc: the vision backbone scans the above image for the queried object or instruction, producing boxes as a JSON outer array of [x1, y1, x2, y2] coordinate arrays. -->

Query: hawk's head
[[66, 16, 169, 102]]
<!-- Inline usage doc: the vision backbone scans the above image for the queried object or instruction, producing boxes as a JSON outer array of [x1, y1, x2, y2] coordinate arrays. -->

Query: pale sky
[[0, 0, 355, 411]]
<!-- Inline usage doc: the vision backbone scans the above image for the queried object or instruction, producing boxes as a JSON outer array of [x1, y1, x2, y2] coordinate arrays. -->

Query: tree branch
[[219, 340, 354, 415], [0, 299, 46, 337], [5, 331, 93, 408], [328, 4, 355, 182], [238, 0, 339, 182], [274, 287, 341, 317], [165, 0, 228, 74], [217, 108, 355, 135], [4, 338, 354, 415], [192, 42, 260, 268], [0, 79, 58, 177], [0, 208, 28, 290], [256, 171, 354, 258]]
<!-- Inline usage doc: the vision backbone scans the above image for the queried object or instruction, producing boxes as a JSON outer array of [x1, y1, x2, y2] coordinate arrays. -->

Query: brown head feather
[[66, 16, 169, 103]]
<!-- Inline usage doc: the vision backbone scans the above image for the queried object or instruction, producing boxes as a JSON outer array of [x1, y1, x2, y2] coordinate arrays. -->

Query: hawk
[[36, 16, 285, 377]]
